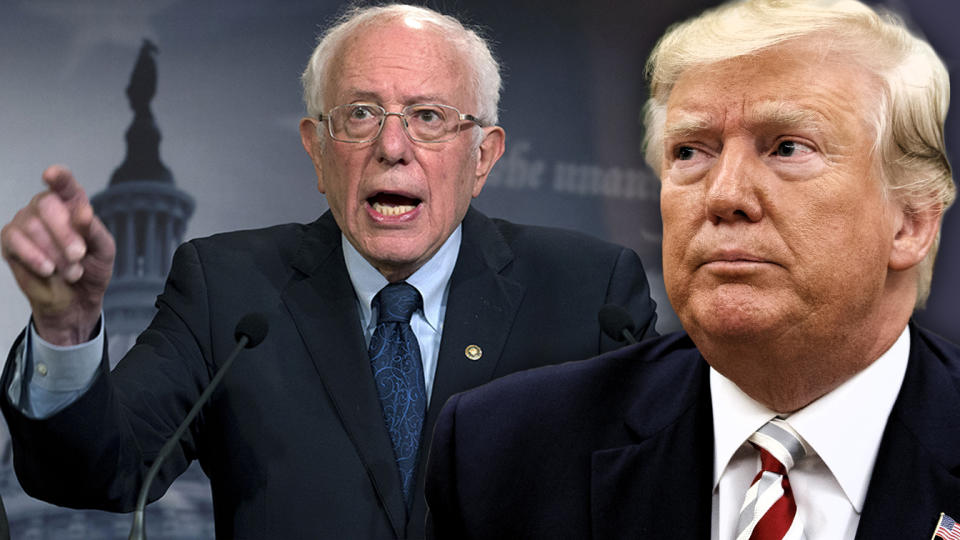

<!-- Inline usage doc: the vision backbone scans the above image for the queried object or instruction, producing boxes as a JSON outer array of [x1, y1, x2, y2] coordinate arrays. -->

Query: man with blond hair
[[426, 0, 960, 538], [0, 4, 657, 538]]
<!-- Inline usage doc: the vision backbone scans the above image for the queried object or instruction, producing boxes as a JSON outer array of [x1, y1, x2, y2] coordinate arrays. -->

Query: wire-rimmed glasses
[[318, 103, 485, 143]]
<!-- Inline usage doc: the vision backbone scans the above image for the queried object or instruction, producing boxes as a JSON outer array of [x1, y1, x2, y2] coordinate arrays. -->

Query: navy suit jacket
[[0, 207, 657, 540], [426, 323, 960, 539]]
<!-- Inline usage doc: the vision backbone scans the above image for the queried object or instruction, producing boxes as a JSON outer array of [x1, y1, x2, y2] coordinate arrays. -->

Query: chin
[[372, 251, 423, 270], [682, 292, 791, 343], [369, 245, 435, 278], [696, 316, 775, 343], [363, 237, 427, 262]]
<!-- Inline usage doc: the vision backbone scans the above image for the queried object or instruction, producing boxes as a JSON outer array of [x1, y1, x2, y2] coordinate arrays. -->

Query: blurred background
[[1, 0, 957, 537]]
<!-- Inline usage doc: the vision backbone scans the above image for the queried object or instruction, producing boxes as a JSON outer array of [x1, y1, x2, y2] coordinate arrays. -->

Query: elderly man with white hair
[[0, 4, 657, 538], [426, 0, 960, 538]]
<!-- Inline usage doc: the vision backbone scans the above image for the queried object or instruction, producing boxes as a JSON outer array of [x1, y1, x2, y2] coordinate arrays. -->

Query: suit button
[[464, 344, 482, 361]]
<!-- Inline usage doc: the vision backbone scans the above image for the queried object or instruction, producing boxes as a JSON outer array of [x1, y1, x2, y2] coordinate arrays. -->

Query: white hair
[[301, 4, 502, 127]]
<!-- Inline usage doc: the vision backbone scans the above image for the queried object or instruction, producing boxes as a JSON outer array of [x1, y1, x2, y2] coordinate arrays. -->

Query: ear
[[888, 202, 943, 271], [299, 117, 326, 193], [471, 126, 506, 198]]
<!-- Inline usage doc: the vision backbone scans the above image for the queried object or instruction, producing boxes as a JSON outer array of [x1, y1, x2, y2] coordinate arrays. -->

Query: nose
[[704, 140, 764, 224], [375, 112, 414, 166]]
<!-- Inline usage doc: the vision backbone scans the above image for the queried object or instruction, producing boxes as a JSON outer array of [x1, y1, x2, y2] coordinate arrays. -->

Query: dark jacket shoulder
[[186, 220, 319, 264], [914, 323, 960, 381], [480, 212, 640, 271], [447, 331, 704, 437]]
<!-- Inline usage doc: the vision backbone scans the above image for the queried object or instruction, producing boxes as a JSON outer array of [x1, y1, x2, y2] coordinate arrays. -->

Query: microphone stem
[[128, 335, 249, 540]]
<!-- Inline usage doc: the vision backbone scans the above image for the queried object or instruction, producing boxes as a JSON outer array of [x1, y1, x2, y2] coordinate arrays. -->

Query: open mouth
[[368, 192, 422, 217]]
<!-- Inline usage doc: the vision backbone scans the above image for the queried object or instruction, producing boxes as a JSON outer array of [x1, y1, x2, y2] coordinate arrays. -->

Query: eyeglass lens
[[329, 104, 460, 142]]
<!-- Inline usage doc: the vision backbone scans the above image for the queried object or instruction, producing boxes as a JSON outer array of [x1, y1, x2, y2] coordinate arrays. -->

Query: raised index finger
[[42, 165, 89, 208]]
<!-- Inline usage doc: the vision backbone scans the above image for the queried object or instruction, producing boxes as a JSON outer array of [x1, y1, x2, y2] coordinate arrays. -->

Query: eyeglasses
[[318, 103, 486, 143]]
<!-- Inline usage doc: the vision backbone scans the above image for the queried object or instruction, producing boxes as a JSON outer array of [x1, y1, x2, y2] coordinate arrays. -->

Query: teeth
[[372, 202, 416, 216]]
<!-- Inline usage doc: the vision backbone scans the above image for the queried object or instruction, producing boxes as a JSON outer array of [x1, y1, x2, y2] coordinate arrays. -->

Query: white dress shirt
[[710, 326, 911, 539], [10, 225, 462, 417]]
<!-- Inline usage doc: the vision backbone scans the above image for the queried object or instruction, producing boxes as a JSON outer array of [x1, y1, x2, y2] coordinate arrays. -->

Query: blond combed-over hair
[[642, 0, 955, 307]]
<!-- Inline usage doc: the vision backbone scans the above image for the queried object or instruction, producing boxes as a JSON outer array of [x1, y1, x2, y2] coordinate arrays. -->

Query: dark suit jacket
[[426, 323, 960, 539], [0, 207, 656, 540]]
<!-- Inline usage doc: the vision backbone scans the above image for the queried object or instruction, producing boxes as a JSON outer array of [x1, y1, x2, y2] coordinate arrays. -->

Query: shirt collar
[[711, 325, 910, 512], [341, 225, 462, 333]]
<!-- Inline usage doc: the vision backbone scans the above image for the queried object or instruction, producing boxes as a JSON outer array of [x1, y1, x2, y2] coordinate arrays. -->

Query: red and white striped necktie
[[735, 418, 808, 540]]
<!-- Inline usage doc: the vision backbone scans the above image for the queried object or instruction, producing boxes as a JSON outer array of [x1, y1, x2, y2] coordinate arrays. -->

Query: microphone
[[598, 304, 639, 345], [129, 313, 269, 540]]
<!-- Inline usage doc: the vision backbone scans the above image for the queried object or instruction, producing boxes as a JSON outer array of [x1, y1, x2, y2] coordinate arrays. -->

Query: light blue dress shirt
[[7, 320, 104, 419], [341, 226, 460, 405], [9, 225, 462, 418]]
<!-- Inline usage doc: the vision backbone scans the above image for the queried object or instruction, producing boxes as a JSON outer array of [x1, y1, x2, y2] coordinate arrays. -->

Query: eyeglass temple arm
[[317, 111, 487, 128], [461, 113, 486, 127]]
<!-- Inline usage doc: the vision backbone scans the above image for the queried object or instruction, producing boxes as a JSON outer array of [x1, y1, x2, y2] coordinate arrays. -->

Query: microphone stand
[[128, 322, 262, 540]]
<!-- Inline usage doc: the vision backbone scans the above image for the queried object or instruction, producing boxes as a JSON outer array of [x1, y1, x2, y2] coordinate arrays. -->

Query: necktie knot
[[748, 418, 806, 473], [375, 282, 421, 324], [735, 418, 807, 540], [755, 447, 787, 476]]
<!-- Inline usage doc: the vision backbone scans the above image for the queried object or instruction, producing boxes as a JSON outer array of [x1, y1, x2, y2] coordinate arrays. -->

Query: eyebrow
[[340, 89, 449, 106], [747, 101, 827, 131], [663, 101, 827, 140], [662, 113, 714, 141]]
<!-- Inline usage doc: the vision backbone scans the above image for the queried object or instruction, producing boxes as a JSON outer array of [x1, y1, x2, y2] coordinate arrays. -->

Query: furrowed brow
[[338, 89, 449, 107], [662, 113, 714, 141], [747, 101, 826, 132]]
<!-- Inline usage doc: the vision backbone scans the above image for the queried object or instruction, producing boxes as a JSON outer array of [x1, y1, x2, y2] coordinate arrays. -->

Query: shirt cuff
[[7, 316, 105, 419], [29, 318, 104, 392]]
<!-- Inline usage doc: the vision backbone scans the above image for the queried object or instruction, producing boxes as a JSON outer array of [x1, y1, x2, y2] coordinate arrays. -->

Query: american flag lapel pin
[[932, 513, 960, 540]]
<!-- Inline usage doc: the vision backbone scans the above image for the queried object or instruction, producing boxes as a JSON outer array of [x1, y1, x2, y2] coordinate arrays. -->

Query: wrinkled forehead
[[663, 40, 879, 135], [323, 19, 473, 106]]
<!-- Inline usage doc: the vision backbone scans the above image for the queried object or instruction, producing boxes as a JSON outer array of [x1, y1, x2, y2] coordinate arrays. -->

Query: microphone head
[[598, 304, 636, 343], [234, 313, 269, 348]]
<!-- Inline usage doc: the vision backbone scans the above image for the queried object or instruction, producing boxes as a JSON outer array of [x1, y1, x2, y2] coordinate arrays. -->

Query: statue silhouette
[[111, 39, 173, 184]]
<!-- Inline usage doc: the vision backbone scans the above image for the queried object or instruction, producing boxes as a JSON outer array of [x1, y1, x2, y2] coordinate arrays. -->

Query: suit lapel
[[856, 325, 960, 539], [281, 214, 407, 539], [426, 208, 524, 426], [403, 209, 524, 538], [591, 353, 714, 540]]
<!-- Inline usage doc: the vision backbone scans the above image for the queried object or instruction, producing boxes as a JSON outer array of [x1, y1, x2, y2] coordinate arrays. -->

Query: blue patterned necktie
[[368, 282, 427, 506]]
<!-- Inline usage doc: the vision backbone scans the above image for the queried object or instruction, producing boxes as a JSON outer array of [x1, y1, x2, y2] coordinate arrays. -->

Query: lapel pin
[[464, 344, 482, 361], [932, 513, 960, 540]]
